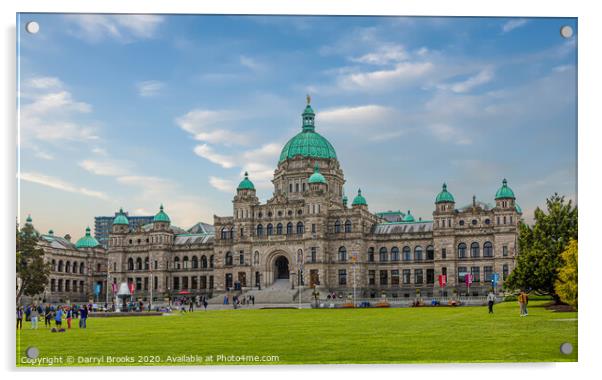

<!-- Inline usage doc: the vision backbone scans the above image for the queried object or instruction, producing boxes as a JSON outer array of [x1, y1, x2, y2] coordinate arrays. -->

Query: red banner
[[111, 282, 117, 294], [128, 281, 135, 294], [465, 273, 473, 286], [438, 275, 446, 287]]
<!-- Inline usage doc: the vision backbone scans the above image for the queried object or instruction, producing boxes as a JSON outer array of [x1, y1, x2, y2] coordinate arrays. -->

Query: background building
[[94, 211, 154, 248]]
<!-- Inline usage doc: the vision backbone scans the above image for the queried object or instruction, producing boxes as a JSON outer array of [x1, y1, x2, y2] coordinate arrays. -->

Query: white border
[[2, 0, 600, 378]]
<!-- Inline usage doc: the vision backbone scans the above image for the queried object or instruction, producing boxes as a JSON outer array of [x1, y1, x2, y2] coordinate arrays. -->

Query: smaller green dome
[[495, 179, 516, 200], [403, 210, 415, 223], [237, 172, 255, 190], [75, 226, 101, 249], [48, 229, 54, 236], [352, 189, 367, 206], [308, 163, 327, 184], [153, 204, 171, 223], [435, 183, 455, 203], [113, 208, 129, 225], [515, 203, 522, 213], [26, 214, 32, 224]]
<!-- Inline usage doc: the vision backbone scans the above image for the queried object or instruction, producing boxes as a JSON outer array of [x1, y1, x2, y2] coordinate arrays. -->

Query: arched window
[[415, 246, 423, 261], [470, 242, 480, 258], [136, 257, 143, 270], [256, 224, 263, 237], [379, 247, 388, 262], [201, 255, 208, 268], [71, 261, 77, 273], [127, 258, 134, 271], [338, 246, 347, 262], [267, 224, 273, 236], [225, 252, 233, 266], [458, 243, 467, 258], [209, 255, 214, 268], [286, 222, 293, 235], [344, 220, 352, 233], [296, 222, 304, 235], [192, 256, 199, 268], [276, 223, 283, 235], [144, 257, 149, 270], [426, 245, 434, 260], [298, 249, 303, 264], [51, 259, 56, 271], [402, 246, 411, 261], [174, 257, 180, 269], [65, 261, 71, 273], [79, 262, 84, 274], [483, 242, 493, 257], [368, 247, 375, 262], [183, 256, 189, 269], [221, 227, 229, 240], [334, 220, 341, 233], [254, 251, 259, 265], [391, 247, 400, 261]]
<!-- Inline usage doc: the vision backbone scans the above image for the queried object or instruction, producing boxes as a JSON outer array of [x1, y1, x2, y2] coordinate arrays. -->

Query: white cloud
[[92, 147, 107, 156], [175, 109, 249, 146], [427, 124, 472, 145], [350, 44, 408, 65], [443, 68, 494, 93], [319, 105, 406, 141], [193, 144, 236, 169], [136, 80, 164, 97], [78, 159, 132, 176], [209, 176, 235, 193], [502, 19, 528, 33], [26, 76, 62, 89], [240, 55, 264, 71], [64, 14, 164, 43], [34, 150, 54, 160], [336, 62, 434, 92], [19, 172, 108, 200]]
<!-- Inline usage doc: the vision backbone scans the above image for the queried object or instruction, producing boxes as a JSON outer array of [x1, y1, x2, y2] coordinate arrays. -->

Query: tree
[[505, 193, 577, 300], [555, 239, 577, 308], [16, 222, 50, 305]]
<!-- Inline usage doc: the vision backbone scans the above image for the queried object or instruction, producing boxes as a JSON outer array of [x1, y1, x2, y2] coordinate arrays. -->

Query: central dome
[[278, 100, 337, 163]]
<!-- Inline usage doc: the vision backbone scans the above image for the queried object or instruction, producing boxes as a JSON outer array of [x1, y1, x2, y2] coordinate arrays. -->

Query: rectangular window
[[502, 265, 509, 280], [391, 270, 400, 286], [65, 280, 70, 292], [182, 276, 189, 290], [154, 276, 158, 290], [311, 247, 317, 263], [136, 277, 142, 291], [368, 270, 376, 285], [442, 267, 447, 276], [173, 276, 180, 290], [414, 269, 423, 284], [442, 248, 447, 259], [379, 270, 388, 286], [457, 267, 467, 283], [470, 267, 480, 283], [191, 276, 198, 289], [239, 254, 244, 265], [426, 269, 435, 284], [503, 245, 508, 257], [484, 266, 494, 282], [209, 276, 214, 289], [144, 277, 149, 290], [338, 269, 347, 285], [311, 224, 316, 233], [402, 269, 411, 284], [200, 276, 207, 289]]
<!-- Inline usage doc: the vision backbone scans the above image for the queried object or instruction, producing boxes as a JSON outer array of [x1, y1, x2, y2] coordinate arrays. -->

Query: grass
[[16, 300, 577, 366]]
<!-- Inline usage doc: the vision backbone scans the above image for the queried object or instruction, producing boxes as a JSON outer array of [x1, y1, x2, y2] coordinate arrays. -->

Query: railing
[[314, 296, 495, 306]]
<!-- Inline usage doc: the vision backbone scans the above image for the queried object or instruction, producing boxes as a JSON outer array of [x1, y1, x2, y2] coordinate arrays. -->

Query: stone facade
[[31, 100, 520, 303]]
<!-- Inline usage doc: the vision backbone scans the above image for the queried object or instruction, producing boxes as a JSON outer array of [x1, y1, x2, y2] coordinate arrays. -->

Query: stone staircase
[[245, 279, 299, 304]]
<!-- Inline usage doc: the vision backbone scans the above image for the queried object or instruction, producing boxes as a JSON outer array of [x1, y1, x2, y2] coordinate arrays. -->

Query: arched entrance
[[274, 256, 290, 279]]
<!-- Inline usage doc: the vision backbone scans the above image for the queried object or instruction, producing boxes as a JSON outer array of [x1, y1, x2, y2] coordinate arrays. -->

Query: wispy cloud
[[193, 144, 237, 169], [136, 80, 164, 97], [440, 67, 494, 93], [175, 109, 249, 146], [350, 44, 408, 65], [64, 14, 164, 43], [319, 105, 406, 141], [19, 172, 108, 200], [336, 62, 434, 92], [78, 159, 132, 176], [502, 19, 528, 33], [209, 176, 235, 193]]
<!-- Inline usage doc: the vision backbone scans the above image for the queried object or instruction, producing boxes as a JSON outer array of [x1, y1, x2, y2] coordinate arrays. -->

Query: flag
[[438, 274, 447, 287], [128, 281, 135, 294], [111, 282, 117, 294], [465, 273, 473, 286]]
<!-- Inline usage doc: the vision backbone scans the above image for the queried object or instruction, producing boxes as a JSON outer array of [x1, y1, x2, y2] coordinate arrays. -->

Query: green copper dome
[[403, 210, 415, 222], [308, 163, 327, 184], [25, 214, 32, 224], [352, 189, 367, 206], [113, 208, 129, 225], [153, 204, 171, 223], [495, 179, 516, 200], [515, 203, 522, 213], [435, 183, 455, 203], [237, 172, 255, 190], [75, 226, 100, 249], [278, 99, 337, 163]]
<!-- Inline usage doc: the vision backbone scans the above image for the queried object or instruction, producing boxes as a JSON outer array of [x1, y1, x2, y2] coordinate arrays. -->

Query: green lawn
[[16, 300, 577, 366]]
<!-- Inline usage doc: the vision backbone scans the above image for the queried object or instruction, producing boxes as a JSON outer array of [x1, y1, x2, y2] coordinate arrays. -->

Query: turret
[[435, 183, 455, 213], [308, 163, 328, 192], [153, 204, 171, 231], [495, 179, 516, 209], [112, 208, 129, 234], [351, 189, 368, 210]]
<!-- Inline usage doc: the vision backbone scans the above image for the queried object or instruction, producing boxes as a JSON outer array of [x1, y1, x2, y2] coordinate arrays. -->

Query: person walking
[[17, 307, 24, 330], [30, 304, 39, 329], [487, 291, 496, 314], [523, 291, 529, 316], [79, 304, 88, 328], [44, 304, 51, 327], [203, 299, 208, 311], [189, 299, 194, 312], [66, 307, 73, 329], [518, 291, 527, 316]]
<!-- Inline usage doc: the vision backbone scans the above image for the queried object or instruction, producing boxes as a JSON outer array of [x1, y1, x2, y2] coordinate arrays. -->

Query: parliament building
[[29, 99, 521, 303]]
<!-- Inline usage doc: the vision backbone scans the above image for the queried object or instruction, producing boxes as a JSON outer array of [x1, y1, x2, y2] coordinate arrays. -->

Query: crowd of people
[[222, 294, 255, 309], [174, 295, 209, 313], [16, 303, 90, 330]]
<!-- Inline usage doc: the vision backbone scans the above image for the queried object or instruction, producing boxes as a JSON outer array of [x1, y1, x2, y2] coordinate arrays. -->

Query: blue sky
[[17, 14, 577, 238]]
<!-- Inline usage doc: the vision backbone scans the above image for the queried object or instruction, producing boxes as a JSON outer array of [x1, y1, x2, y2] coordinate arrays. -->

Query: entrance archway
[[274, 256, 290, 279]]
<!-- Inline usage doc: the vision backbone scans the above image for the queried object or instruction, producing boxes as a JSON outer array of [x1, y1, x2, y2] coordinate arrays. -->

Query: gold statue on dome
[[306, 94, 311, 105]]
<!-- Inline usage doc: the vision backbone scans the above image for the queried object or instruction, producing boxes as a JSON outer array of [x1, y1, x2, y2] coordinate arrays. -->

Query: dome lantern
[[352, 189, 367, 207], [308, 163, 327, 184], [403, 210, 416, 223], [153, 204, 171, 223], [435, 182, 455, 204], [237, 171, 255, 191]]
